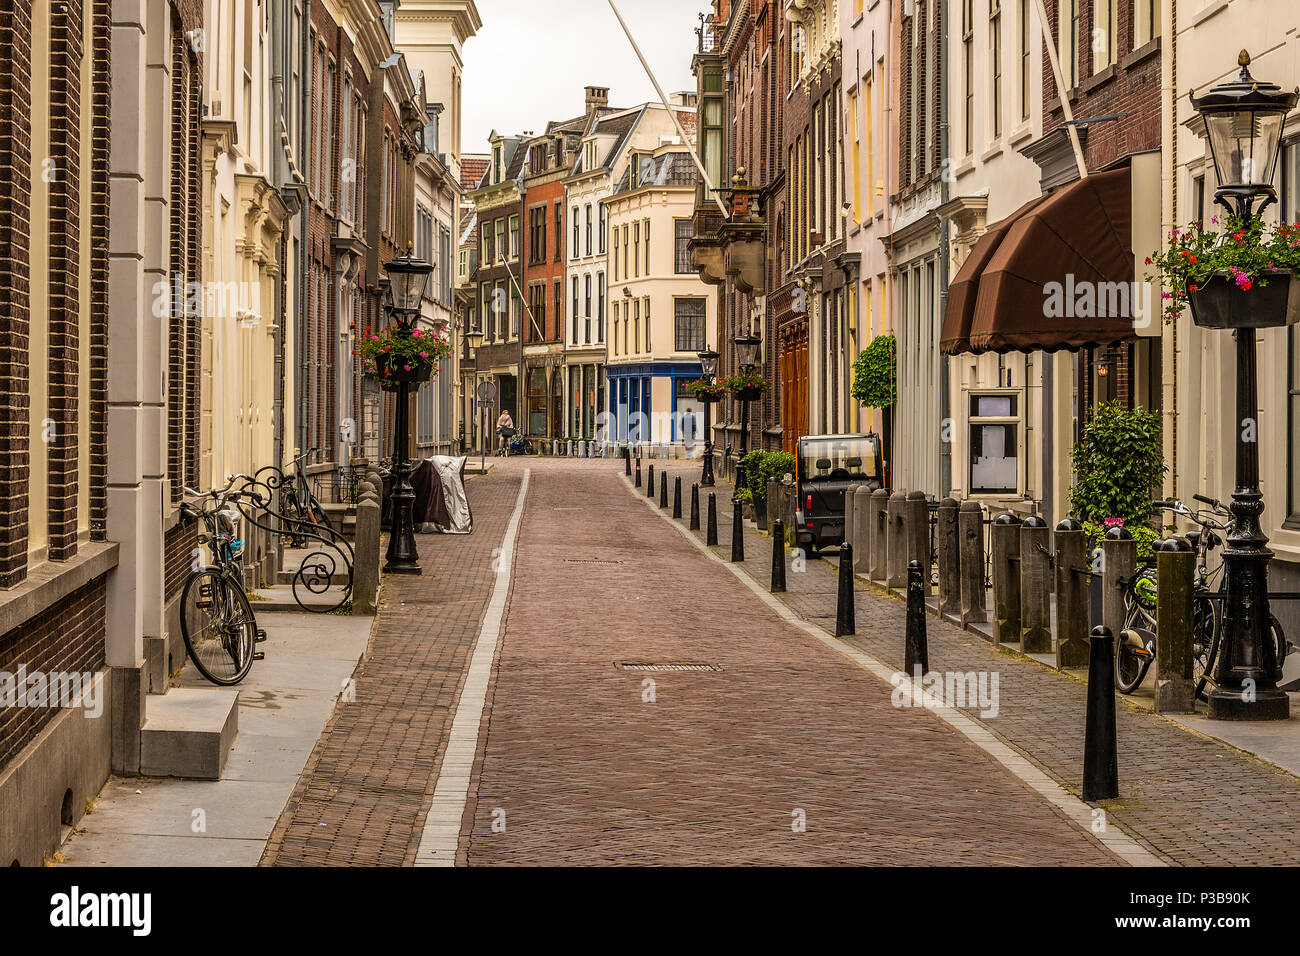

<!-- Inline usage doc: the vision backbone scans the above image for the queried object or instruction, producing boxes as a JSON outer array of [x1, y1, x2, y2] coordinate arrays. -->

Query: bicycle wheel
[[180, 569, 257, 685], [1116, 600, 1154, 694], [1193, 595, 1222, 701]]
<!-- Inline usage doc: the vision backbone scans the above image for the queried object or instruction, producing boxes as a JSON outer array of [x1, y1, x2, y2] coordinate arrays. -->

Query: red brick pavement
[[460, 459, 1118, 865], [261, 469, 522, 866]]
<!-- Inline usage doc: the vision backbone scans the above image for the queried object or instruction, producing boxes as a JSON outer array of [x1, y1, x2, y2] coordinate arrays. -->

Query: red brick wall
[[0, 577, 107, 772]]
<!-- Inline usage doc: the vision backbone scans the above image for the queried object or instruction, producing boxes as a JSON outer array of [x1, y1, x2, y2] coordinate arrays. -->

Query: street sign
[[477, 379, 497, 402]]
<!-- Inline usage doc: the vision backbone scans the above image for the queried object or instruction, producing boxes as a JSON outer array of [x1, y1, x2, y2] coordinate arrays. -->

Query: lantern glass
[[698, 347, 719, 378], [1205, 107, 1287, 189], [465, 325, 484, 350], [384, 256, 434, 312], [734, 332, 761, 369]]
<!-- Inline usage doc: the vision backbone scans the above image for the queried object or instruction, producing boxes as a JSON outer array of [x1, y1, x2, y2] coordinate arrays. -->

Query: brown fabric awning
[[941, 167, 1137, 355]]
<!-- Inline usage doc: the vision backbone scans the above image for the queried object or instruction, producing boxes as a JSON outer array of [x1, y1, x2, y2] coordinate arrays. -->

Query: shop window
[[968, 391, 1021, 496]]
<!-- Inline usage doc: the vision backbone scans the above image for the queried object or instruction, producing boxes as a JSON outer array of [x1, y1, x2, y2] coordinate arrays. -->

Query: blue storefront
[[606, 361, 704, 444]]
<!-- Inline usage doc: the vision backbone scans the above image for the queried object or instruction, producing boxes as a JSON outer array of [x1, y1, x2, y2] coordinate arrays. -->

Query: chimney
[[585, 85, 609, 113]]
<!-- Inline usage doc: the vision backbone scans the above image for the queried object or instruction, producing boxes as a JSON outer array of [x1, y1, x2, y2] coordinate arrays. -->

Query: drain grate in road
[[564, 558, 624, 564], [615, 662, 720, 672]]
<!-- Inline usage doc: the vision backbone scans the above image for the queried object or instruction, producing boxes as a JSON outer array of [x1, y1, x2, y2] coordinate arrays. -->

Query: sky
[[461, 0, 710, 153]]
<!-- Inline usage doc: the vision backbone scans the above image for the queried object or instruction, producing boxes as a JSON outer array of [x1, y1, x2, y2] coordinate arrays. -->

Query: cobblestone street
[[258, 457, 1194, 866]]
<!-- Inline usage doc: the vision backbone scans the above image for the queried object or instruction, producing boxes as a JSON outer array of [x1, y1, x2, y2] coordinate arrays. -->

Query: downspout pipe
[[937, 0, 951, 497]]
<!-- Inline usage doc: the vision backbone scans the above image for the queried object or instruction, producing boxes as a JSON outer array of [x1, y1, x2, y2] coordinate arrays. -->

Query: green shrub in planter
[[1069, 401, 1167, 558]]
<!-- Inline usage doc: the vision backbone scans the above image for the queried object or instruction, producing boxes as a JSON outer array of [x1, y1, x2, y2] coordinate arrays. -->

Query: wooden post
[[886, 491, 908, 589], [869, 488, 889, 582], [1019, 515, 1052, 653], [1101, 526, 1136, 644], [990, 512, 1021, 644], [1054, 518, 1091, 669], [958, 499, 987, 625], [936, 498, 960, 619], [905, 491, 931, 595], [844, 482, 857, 553], [1155, 537, 1196, 713], [853, 486, 872, 574], [352, 489, 381, 616]]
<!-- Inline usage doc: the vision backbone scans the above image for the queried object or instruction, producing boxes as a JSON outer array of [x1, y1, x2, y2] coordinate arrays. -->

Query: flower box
[[733, 385, 765, 402], [374, 354, 434, 390], [1188, 269, 1300, 329]]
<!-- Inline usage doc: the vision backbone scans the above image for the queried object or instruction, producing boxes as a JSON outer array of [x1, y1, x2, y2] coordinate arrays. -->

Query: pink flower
[[403, 364, 412, 371], [420, 351, 429, 359], [413, 328, 424, 338], [1104, 517, 1124, 528]]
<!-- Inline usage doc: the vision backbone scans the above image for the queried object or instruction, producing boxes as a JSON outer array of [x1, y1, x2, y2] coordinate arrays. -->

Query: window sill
[[0, 541, 119, 637], [1121, 36, 1161, 71], [980, 142, 1004, 164], [1080, 64, 1117, 96]]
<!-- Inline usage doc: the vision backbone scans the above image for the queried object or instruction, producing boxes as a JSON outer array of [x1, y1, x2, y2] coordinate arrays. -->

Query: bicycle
[[279, 448, 330, 546], [1117, 494, 1285, 700], [178, 478, 266, 685]]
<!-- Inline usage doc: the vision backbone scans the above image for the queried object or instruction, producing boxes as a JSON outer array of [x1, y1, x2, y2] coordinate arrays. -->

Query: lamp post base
[[1208, 687, 1290, 720]]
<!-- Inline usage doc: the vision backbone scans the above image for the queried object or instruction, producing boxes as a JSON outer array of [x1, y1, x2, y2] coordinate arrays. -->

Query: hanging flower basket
[[1187, 269, 1300, 330], [355, 322, 450, 391], [373, 353, 435, 391], [686, 379, 726, 403], [722, 372, 769, 403]]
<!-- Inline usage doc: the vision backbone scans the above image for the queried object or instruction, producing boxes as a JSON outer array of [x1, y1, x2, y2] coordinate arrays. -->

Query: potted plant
[[686, 378, 727, 403], [354, 323, 450, 391], [722, 370, 769, 403], [1069, 401, 1167, 558], [1146, 215, 1300, 328]]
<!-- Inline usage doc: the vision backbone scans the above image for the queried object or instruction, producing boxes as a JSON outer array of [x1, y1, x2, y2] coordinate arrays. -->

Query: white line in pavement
[[414, 468, 531, 867], [630, 476, 1166, 868]]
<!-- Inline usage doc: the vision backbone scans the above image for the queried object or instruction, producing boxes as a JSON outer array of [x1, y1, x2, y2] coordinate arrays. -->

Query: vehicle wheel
[[1193, 595, 1222, 702], [1116, 604, 1153, 694], [180, 570, 257, 686]]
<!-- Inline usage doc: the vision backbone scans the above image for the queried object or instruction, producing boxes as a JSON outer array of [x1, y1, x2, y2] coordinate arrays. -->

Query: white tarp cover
[[427, 455, 473, 534]]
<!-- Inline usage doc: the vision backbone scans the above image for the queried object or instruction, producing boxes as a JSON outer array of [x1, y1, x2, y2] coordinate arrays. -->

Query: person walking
[[496, 409, 515, 456]]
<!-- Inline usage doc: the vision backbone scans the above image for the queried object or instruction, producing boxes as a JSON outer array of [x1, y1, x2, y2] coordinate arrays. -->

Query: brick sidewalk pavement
[[460, 459, 1118, 865], [650, 462, 1300, 866], [261, 468, 521, 866]]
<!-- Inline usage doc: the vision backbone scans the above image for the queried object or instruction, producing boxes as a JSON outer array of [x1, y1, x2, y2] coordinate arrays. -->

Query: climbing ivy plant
[[851, 334, 896, 408]]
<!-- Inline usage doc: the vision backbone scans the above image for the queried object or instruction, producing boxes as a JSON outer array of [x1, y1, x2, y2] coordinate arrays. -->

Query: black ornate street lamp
[[464, 324, 485, 471], [381, 248, 434, 576], [697, 345, 719, 487], [1189, 51, 1298, 719], [732, 329, 762, 498]]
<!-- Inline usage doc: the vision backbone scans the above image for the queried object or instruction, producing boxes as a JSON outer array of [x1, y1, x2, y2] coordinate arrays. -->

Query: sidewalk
[[649, 463, 1300, 866], [59, 612, 371, 866]]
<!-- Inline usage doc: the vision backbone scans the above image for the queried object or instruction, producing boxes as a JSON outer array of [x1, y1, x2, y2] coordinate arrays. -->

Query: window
[[790, 24, 804, 88], [962, 0, 974, 155], [865, 74, 874, 218], [1019, 0, 1030, 121], [492, 143, 503, 183], [528, 283, 547, 342], [674, 298, 706, 353], [643, 297, 651, 352], [968, 392, 1021, 495], [528, 206, 547, 264], [554, 279, 562, 339], [702, 96, 724, 190], [674, 219, 692, 273], [1091, 0, 1116, 73], [612, 302, 620, 356], [633, 222, 640, 277], [572, 276, 579, 343], [623, 226, 629, 278], [583, 274, 592, 343], [613, 229, 620, 279], [848, 87, 861, 223], [495, 279, 508, 338], [510, 286, 521, 338], [597, 272, 605, 341], [1133, 0, 1158, 49], [585, 204, 593, 256], [554, 201, 563, 261], [644, 219, 650, 273], [415, 206, 434, 274], [599, 205, 607, 253], [991, 0, 1002, 139], [481, 222, 492, 263], [495, 219, 505, 264], [1060, 0, 1079, 89], [509, 214, 520, 261], [1284, 143, 1300, 518], [573, 206, 580, 256]]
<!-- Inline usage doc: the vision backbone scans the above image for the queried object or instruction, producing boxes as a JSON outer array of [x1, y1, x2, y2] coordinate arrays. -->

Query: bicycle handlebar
[[1193, 493, 1226, 511]]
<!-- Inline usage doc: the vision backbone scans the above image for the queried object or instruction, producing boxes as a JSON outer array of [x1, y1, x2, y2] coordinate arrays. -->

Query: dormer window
[[492, 143, 503, 183], [583, 140, 598, 170]]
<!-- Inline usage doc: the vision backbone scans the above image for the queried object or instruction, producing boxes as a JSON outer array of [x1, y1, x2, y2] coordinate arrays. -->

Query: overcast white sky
[[461, 0, 709, 152]]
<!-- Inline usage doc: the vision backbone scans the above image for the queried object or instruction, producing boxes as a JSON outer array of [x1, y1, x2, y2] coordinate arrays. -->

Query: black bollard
[[689, 483, 700, 531], [835, 542, 855, 637], [771, 519, 787, 593], [647, 463, 655, 498], [730, 497, 745, 562], [673, 476, 682, 519], [660, 471, 668, 508], [635, 457, 642, 487], [706, 493, 718, 545], [1083, 625, 1120, 802], [624, 446, 631, 476], [905, 559, 930, 674]]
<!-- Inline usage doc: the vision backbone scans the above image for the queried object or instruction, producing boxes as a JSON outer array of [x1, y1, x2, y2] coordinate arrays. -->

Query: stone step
[[139, 687, 239, 780], [275, 569, 352, 586], [248, 584, 353, 613]]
